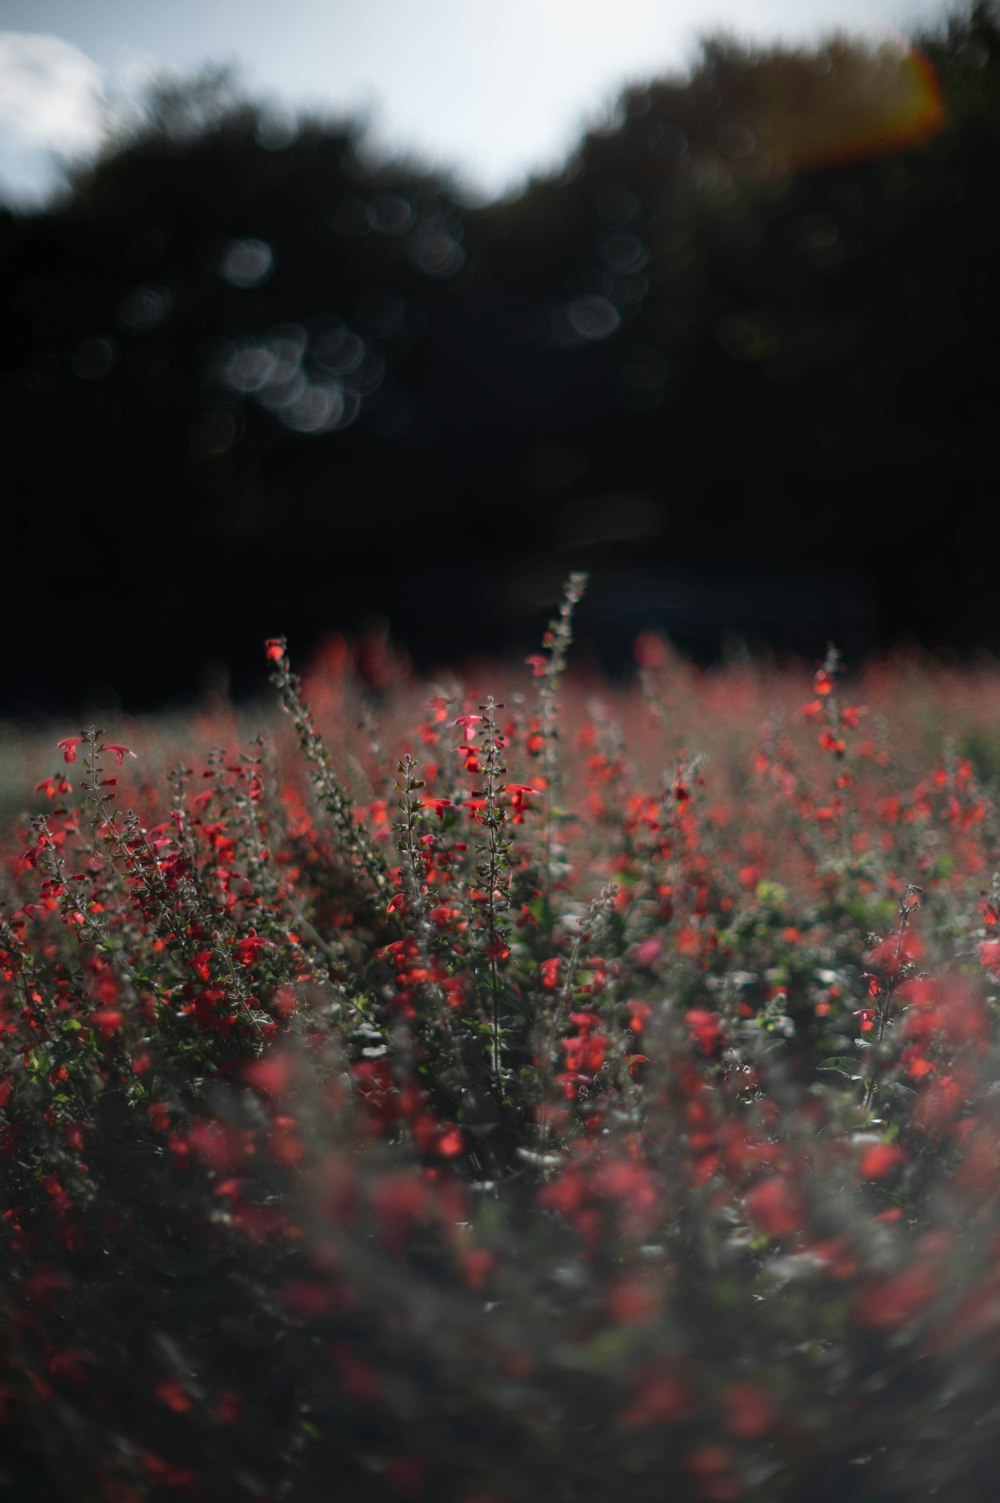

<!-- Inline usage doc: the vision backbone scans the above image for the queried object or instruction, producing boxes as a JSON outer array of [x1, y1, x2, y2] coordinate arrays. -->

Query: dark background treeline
[[3, 2, 999, 713]]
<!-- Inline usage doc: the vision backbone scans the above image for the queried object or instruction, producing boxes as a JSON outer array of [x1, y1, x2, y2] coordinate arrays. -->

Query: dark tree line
[[3, 3, 999, 712]]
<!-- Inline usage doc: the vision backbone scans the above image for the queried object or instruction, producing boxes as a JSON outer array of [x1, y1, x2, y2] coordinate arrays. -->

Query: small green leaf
[[818, 1056, 863, 1079]]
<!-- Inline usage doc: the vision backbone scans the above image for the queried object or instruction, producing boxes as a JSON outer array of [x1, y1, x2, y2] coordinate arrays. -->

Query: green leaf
[[818, 1056, 863, 1079]]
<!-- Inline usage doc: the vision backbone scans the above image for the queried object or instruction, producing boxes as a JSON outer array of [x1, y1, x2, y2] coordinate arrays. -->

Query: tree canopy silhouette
[[2, 2, 999, 711]]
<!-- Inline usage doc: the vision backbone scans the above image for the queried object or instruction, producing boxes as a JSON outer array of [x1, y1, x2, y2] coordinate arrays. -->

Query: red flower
[[21, 837, 50, 868], [565, 1029, 606, 1074], [453, 713, 483, 737], [979, 940, 1000, 971], [633, 631, 670, 670], [635, 938, 662, 968], [35, 775, 71, 799], [101, 744, 136, 766], [57, 737, 83, 764], [866, 929, 922, 979], [855, 1263, 938, 1330], [234, 932, 272, 965], [628, 1000, 653, 1033], [244, 1053, 294, 1097], [723, 1382, 776, 1440], [421, 797, 452, 820], [507, 781, 539, 820], [620, 1365, 692, 1426], [264, 637, 285, 663], [859, 1143, 905, 1179], [745, 1176, 801, 1239], [155, 1378, 193, 1415], [190, 950, 213, 981], [460, 1248, 494, 1291], [607, 1275, 660, 1324], [92, 1008, 124, 1040], [539, 957, 561, 990], [684, 1446, 739, 1502], [216, 1390, 242, 1424], [686, 1007, 722, 1053]]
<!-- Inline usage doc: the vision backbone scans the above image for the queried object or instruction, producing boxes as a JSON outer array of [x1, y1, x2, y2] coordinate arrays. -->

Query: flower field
[[6, 577, 1000, 1501]]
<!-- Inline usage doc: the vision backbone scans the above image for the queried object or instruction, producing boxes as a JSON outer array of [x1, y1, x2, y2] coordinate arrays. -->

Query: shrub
[[4, 581, 1000, 1501]]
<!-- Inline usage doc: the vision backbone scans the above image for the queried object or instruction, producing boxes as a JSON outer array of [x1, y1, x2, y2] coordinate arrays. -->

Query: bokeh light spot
[[568, 294, 621, 342], [217, 237, 273, 289]]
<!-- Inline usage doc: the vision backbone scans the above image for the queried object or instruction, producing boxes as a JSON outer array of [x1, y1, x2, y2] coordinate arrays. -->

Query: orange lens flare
[[690, 41, 948, 182], [782, 45, 947, 172]]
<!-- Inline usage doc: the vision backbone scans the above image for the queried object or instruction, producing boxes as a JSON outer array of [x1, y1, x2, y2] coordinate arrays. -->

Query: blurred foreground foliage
[[6, 605, 1000, 1498]]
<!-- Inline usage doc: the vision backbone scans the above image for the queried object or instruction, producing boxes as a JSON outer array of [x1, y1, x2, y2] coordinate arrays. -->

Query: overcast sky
[[0, 0, 947, 207]]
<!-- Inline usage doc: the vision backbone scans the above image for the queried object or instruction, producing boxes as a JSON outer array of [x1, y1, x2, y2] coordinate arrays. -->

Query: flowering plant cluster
[[5, 582, 1000, 1501]]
